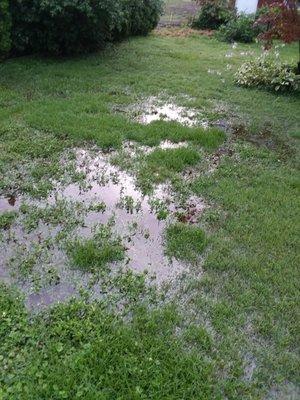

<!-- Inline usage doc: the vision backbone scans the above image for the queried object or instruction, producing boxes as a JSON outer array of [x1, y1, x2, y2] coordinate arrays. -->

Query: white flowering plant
[[235, 52, 299, 92]]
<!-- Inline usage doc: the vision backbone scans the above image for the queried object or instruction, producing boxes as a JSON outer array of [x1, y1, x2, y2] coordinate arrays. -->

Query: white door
[[236, 0, 258, 14]]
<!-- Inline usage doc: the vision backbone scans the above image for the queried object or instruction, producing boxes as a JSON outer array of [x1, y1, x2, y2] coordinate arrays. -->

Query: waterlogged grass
[[67, 225, 124, 272], [0, 286, 218, 400], [20, 200, 86, 233], [0, 27, 299, 399], [166, 223, 207, 262], [0, 124, 73, 197], [138, 147, 201, 191], [0, 34, 298, 196], [0, 211, 17, 230], [127, 121, 226, 148], [147, 147, 200, 171], [191, 145, 300, 374]]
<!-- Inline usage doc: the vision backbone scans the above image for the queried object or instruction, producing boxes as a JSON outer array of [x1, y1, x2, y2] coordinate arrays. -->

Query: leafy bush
[[0, 0, 11, 59], [122, 0, 164, 36], [216, 13, 262, 43], [235, 52, 299, 92], [10, 0, 123, 55], [10, 0, 163, 56], [192, 1, 234, 30]]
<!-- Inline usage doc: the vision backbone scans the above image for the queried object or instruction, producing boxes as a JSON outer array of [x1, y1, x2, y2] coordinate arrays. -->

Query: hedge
[[7, 0, 163, 57], [0, 0, 11, 58]]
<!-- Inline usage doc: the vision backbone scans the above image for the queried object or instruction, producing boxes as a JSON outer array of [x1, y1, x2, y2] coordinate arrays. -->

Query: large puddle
[[60, 150, 185, 278], [0, 148, 206, 310]]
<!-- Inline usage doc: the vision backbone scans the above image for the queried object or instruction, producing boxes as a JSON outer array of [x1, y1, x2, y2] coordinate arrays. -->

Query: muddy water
[[0, 195, 19, 212], [159, 140, 188, 150], [122, 140, 189, 156], [125, 97, 209, 128], [61, 149, 185, 280], [138, 103, 198, 126], [0, 148, 206, 310]]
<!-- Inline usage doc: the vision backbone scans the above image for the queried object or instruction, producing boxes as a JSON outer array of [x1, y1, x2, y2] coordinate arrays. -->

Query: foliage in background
[[255, 0, 300, 71], [9, 0, 163, 56], [235, 51, 299, 92], [0, 0, 11, 59], [122, 0, 164, 36], [194, 0, 233, 6], [256, 0, 300, 47], [10, 0, 120, 55], [216, 13, 263, 43], [192, 0, 234, 30]]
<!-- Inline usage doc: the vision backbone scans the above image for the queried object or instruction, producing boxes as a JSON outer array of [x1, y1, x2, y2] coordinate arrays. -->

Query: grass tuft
[[0, 211, 17, 230], [128, 120, 226, 149], [67, 226, 124, 271], [138, 147, 201, 192], [166, 222, 207, 262]]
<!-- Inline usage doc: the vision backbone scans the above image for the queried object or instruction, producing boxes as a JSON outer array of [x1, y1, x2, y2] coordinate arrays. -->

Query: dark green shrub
[[10, 0, 163, 56], [216, 13, 262, 43], [0, 0, 11, 59], [10, 0, 126, 56], [9, 0, 34, 55], [123, 0, 164, 36], [192, 1, 234, 30]]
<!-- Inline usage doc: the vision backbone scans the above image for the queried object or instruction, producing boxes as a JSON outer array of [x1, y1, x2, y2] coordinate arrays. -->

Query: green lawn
[[0, 29, 299, 399]]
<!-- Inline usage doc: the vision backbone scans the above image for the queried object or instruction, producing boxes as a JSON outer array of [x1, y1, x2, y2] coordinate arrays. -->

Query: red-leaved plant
[[256, 0, 300, 72]]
